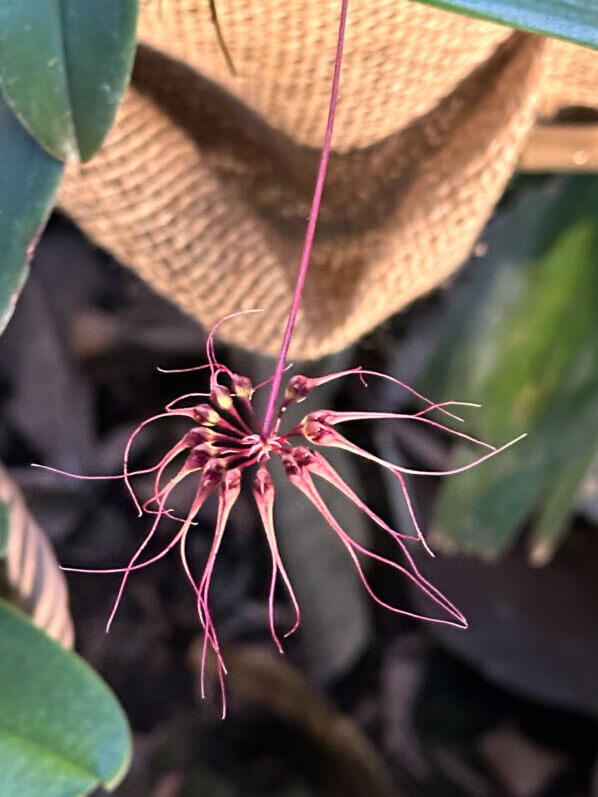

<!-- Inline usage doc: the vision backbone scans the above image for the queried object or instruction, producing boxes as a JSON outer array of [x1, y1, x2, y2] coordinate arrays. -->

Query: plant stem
[[261, 0, 349, 437]]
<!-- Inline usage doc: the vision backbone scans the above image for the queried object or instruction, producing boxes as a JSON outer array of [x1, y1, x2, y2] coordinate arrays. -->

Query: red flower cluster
[[37, 0, 524, 718], [44, 316, 522, 717]]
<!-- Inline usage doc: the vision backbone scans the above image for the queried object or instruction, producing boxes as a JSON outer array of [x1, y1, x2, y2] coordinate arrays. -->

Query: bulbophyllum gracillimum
[[38, 0, 524, 717]]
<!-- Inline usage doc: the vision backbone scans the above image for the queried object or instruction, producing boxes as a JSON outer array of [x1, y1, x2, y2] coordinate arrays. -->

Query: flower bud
[[182, 427, 208, 448], [211, 385, 234, 412], [191, 403, 221, 426], [301, 417, 329, 445], [232, 374, 253, 400], [284, 375, 314, 404]]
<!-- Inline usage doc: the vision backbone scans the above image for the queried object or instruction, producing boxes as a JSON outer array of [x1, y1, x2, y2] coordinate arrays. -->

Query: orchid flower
[[37, 0, 524, 717]]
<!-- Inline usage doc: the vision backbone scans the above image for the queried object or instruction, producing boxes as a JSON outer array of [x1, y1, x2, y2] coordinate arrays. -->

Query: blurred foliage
[[0, 467, 132, 796], [0, 95, 62, 335], [1, 209, 595, 797], [0, 599, 131, 797], [414, 0, 598, 48], [421, 176, 598, 561], [0, 24, 138, 786]]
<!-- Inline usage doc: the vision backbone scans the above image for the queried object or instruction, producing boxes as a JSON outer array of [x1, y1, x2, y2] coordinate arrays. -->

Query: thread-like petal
[[253, 466, 301, 653]]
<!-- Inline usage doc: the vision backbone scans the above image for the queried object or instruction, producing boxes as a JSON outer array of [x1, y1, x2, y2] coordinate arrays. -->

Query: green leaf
[[422, 176, 598, 558], [0, 599, 131, 797], [412, 0, 598, 49], [529, 438, 598, 564], [431, 441, 546, 557], [0, 0, 139, 162], [0, 95, 63, 335]]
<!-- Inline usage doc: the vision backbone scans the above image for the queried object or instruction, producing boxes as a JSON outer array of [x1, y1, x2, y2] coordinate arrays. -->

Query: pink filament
[[195, 475, 240, 717], [305, 449, 419, 542], [317, 409, 496, 451], [313, 423, 525, 479], [123, 410, 190, 516], [253, 471, 302, 652], [288, 466, 466, 627]]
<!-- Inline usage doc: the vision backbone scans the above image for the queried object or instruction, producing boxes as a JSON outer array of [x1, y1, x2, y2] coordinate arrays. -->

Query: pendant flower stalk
[[38, 0, 525, 718]]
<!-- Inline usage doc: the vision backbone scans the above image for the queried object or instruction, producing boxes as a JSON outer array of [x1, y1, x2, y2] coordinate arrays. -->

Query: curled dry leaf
[[0, 464, 74, 648]]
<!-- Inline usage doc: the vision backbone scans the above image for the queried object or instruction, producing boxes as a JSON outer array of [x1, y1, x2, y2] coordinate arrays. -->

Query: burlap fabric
[[57, 1, 598, 359]]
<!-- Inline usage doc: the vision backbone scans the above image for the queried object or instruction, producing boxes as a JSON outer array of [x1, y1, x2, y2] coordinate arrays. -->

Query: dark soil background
[[1, 212, 596, 797]]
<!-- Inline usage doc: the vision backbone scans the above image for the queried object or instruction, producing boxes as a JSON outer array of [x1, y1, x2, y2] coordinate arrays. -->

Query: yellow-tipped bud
[[211, 385, 234, 411], [233, 375, 254, 400], [192, 404, 221, 426], [284, 375, 313, 403]]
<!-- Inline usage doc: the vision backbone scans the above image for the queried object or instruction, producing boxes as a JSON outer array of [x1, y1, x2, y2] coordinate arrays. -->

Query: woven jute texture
[[57, 1, 598, 359]]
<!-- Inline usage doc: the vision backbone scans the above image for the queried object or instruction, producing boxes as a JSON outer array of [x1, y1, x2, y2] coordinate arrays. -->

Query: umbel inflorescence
[[39, 0, 525, 717], [43, 315, 523, 716]]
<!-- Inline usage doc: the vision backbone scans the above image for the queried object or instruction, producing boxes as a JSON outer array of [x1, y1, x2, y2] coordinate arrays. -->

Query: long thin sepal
[[253, 466, 302, 653], [281, 452, 466, 628]]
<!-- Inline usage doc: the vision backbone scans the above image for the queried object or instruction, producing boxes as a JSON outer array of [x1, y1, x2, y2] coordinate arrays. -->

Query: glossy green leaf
[[0, 599, 131, 797], [413, 0, 598, 49], [0, 95, 63, 335], [422, 176, 598, 559], [0, 0, 139, 162]]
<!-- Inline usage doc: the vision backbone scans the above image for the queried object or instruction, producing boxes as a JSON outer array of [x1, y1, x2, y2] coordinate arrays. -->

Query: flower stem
[[261, 0, 349, 437]]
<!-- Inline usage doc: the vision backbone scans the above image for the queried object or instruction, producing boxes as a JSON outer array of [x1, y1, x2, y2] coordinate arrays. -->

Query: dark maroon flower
[[40, 318, 523, 716], [35, 0, 525, 717]]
